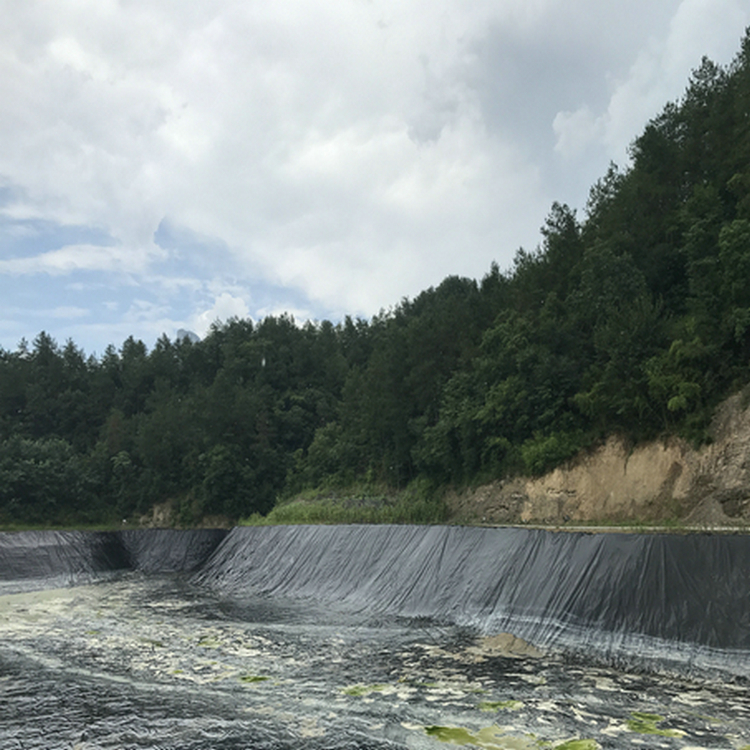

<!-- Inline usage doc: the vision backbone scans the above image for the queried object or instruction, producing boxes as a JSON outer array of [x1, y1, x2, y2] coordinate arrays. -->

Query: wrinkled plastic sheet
[[196, 525, 750, 674], [0, 528, 228, 583]]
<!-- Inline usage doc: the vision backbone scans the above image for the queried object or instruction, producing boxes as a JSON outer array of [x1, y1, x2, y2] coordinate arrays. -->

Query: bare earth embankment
[[447, 390, 750, 531]]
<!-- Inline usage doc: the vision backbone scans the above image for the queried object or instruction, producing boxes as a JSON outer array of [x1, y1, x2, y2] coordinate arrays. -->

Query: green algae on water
[[424, 724, 541, 749], [425, 725, 480, 745], [240, 674, 268, 683], [423, 725, 598, 750], [197, 636, 222, 649], [626, 712, 684, 737], [342, 683, 390, 697]]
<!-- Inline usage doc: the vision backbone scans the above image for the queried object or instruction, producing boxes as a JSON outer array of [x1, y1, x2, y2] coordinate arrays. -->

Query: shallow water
[[0, 573, 748, 749]]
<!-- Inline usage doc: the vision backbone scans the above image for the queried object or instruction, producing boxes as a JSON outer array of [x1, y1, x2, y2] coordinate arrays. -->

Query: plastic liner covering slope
[[195, 524, 750, 675], [119, 529, 229, 573], [0, 530, 129, 584], [0, 529, 228, 590]]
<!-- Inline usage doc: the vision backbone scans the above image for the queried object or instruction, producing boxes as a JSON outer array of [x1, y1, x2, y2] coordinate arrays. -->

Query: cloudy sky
[[1, 0, 749, 356]]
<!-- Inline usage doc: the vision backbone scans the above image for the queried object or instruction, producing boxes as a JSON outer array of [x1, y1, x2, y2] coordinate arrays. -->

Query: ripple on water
[[0, 575, 748, 749]]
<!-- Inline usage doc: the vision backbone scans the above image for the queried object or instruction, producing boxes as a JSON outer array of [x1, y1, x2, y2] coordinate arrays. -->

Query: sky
[[1, 0, 749, 357]]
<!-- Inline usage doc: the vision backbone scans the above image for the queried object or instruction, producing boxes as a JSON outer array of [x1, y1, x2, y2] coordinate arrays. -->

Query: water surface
[[1, 572, 748, 749]]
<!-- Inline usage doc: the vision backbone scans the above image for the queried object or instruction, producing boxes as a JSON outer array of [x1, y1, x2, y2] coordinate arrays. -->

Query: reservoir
[[0, 526, 748, 749]]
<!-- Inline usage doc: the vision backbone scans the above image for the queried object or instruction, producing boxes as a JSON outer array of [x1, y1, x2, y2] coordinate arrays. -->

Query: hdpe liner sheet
[[119, 528, 229, 573], [196, 525, 750, 675], [0, 530, 129, 593], [0, 528, 227, 592]]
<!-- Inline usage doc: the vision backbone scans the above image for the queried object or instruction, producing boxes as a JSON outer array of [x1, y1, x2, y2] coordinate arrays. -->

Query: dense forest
[[3, 32, 750, 526]]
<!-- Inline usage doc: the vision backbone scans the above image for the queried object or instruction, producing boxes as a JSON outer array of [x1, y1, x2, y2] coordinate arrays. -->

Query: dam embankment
[[1, 524, 749, 675]]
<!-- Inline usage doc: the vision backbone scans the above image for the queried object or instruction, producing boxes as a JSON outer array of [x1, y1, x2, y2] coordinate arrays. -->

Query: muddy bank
[[447, 390, 750, 528]]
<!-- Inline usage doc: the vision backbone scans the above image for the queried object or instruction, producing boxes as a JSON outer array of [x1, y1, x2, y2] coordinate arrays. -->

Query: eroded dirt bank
[[447, 390, 750, 528]]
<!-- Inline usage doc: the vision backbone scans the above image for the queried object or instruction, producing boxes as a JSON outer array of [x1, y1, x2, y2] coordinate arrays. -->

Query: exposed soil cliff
[[447, 390, 750, 528]]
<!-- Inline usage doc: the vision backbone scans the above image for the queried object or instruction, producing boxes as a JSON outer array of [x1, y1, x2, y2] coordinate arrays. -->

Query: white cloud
[[553, 106, 604, 160], [0, 243, 153, 276], [192, 292, 251, 338], [254, 303, 313, 324], [552, 0, 750, 166], [0, 0, 748, 353]]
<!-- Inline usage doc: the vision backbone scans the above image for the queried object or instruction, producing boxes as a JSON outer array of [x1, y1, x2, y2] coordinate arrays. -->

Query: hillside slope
[[448, 389, 750, 528]]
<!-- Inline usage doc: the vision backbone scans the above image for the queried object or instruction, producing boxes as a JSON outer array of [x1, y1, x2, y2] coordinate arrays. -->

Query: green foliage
[[0, 436, 104, 524], [521, 431, 589, 476], [244, 478, 447, 526]]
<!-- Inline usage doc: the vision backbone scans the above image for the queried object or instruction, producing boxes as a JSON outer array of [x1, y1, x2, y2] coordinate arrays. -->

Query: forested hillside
[[3, 32, 750, 526]]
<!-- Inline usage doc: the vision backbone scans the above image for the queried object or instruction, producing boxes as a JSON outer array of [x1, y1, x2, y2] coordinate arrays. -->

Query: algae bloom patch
[[626, 711, 685, 737], [424, 724, 528, 748], [342, 683, 393, 697], [423, 724, 597, 749]]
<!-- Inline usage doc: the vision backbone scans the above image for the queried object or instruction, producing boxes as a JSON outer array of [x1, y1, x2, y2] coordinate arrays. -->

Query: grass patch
[[242, 479, 447, 526]]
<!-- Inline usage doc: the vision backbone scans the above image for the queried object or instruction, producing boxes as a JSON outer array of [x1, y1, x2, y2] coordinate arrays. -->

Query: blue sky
[[1, 0, 749, 357]]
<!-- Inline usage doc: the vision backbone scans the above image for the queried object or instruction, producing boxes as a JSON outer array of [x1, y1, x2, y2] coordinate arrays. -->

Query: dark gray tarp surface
[[196, 525, 750, 670], [0, 528, 228, 580], [0, 530, 129, 580], [2, 524, 748, 672], [119, 528, 229, 572]]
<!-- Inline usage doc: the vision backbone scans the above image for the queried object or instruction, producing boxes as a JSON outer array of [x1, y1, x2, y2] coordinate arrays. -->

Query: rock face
[[447, 390, 750, 527]]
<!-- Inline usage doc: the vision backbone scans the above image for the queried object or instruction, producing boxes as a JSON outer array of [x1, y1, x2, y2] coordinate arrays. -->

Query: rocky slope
[[447, 390, 750, 528]]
